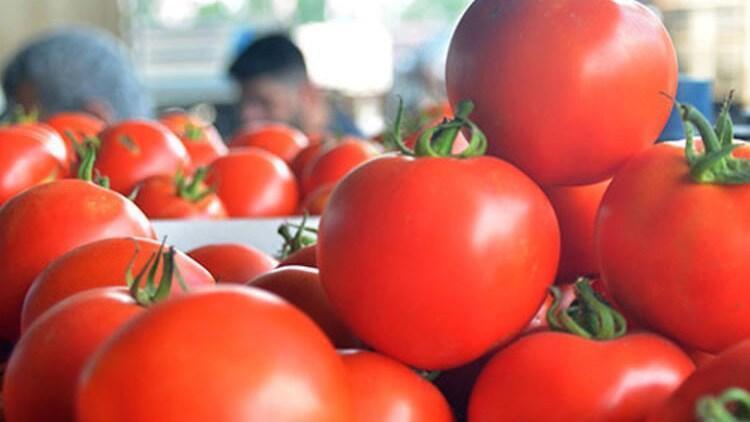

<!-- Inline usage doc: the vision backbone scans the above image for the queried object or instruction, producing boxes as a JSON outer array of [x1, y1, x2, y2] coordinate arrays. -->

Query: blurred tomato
[[159, 111, 228, 170], [188, 243, 277, 284], [230, 123, 309, 163]]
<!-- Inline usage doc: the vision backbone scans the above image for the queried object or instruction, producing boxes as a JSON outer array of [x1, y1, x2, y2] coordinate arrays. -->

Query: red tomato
[[21, 236, 214, 331], [300, 183, 335, 215], [133, 171, 227, 220], [301, 139, 380, 196], [230, 123, 309, 163], [1, 124, 69, 173], [469, 331, 694, 421], [597, 144, 750, 353], [278, 245, 317, 268], [544, 179, 611, 283], [159, 111, 228, 169], [340, 350, 453, 422], [77, 286, 352, 421], [687, 349, 716, 369], [318, 150, 559, 369], [44, 111, 106, 164], [95, 120, 191, 194], [0, 132, 62, 205], [187, 243, 277, 284], [249, 266, 358, 348], [446, 0, 677, 185], [0, 179, 154, 343], [206, 148, 299, 217], [4, 288, 141, 422], [291, 142, 324, 179]]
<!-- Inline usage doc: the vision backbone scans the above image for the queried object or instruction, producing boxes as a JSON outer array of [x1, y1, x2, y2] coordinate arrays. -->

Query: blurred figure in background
[[1, 27, 152, 122], [228, 32, 361, 137]]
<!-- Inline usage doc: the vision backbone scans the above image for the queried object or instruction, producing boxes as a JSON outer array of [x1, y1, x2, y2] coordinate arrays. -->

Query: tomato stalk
[[175, 167, 214, 203], [76, 139, 110, 189], [184, 123, 203, 141], [681, 92, 750, 184], [547, 278, 627, 340], [11, 105, 39, 124], [277, 213, 317, 259], [125, 238, 188, 307], [696, 387, 750, 422]]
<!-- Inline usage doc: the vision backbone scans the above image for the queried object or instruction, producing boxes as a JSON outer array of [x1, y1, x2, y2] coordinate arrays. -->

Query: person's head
[[229, 33, 326, 132], [1, 27, 152, 122]]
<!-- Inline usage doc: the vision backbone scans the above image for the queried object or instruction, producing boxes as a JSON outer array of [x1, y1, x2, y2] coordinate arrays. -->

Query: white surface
[[152, 216, 320, 255]]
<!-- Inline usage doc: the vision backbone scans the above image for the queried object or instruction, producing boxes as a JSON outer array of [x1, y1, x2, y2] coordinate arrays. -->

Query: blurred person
[[228, 32, 361, 137], [1, 27, 152, 122]]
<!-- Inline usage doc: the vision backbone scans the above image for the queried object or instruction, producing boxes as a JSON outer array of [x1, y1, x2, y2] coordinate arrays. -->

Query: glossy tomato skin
[[0, 132, 62, 205], [341, 350, 453, 422], [133, 174, 227, 220], [21, 236, 214, 331], [447, 0, 677, 185], [1, 125, 69, 175], [300, 183, 335, 215], [230, 123, 309, 163], [45, 112, 106, 164], [301, 139, 380, 196], [159, 112, 228, 169], [319, 155, 560, 369], [278, 244, 317, 268], [207, 148, 299, 217], [77, 286, 352, 422], [291, 142, 324, 179], [95, 120, 191, 194], [187, 243, 277, 284], [4, 288, 141, 422], [647, 339, 750, 422], [596, 144, 750, 353], [469, 332, 695, 421], [249, 266, 359, 348], [0, 179, 154, 343]]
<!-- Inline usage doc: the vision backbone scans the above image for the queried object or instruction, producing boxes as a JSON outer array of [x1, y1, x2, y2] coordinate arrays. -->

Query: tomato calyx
[[125, 239, 188, 307], [174, 167, 215, 203], [388, 98, 487, 159], [682, 91, 750, 184], [277, 213, 317, 259], [547, 278, 627, 340], [696, 387, 750, 422], [10, 105, 40, 124], [184, 122, 204, 142], [76, 139, 110, 189]]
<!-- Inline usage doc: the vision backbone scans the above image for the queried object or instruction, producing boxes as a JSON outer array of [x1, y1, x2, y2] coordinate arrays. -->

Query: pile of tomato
[[2, 1, 750, 421]]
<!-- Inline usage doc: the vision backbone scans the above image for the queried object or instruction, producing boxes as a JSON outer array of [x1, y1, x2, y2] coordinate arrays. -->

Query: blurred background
[[0, 0, 749, 138]]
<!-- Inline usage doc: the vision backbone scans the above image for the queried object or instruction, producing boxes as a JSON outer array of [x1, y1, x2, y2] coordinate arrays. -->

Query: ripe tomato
[[0, 132, 62, 205], [340, 350, 453, 422], [187, 243, 277, 284], [0, 179, 154, 343], [249, 266, 358, 348], [4, 288, 142, 422], [95, 120, 191, 194], [647, 339, 750, 421], [206, 148, 299, 217], [159, 111, 228, 170], [21, 236, 214, 331], [230, 122, 309, 163], [318, 107, 559, 369], [300, 183, 334, 215], [291, 142, 324, 179], [278, 245, 317, 268], [77, 286, 352, 421], [301, 138, 381, 196], [0, 124, 69, 174], [446, 0, 677, 185], [544, 179, 611, 283], [133, 170, 227, 220], [44, 111, 106, 164]]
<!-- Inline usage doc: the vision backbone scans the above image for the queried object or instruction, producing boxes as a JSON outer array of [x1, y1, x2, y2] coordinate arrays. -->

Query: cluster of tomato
[[3, 0, 750, 421]]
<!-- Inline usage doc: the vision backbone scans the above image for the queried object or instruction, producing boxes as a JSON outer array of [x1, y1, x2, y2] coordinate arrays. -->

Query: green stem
[[76, 140, 97, 182], [277, 213, 317, 259], [547, 278, 627, 340], [175, 167, 214, 203], [184, 123, 203, 141], [697, 388, 750, 422]]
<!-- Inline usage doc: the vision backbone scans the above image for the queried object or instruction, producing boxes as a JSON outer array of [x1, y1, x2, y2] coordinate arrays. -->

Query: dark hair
[[228, 33, 307, 84]]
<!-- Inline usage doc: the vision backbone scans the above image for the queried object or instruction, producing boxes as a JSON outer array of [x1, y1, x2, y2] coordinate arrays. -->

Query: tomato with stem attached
[[133, 168, 227, 220], [159, 111, 227, 170], [45, 111, 106, 166]]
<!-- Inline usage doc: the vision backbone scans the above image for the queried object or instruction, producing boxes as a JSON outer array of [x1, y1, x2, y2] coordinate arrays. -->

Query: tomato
[[187, 243, 277, 284], [44, 111, 106, 164], [0, 179, 154, 343], [596, 105, 750, 353], [4, 288, 142, 422], [77, 286, 352, 421], [95, 120, 191, 194], [300, 183, 334, 215], [340, 350, 453, 422], [278, 245, 317, 268], [206, 148, 299, 217], [230, 123, 309, 163], [159, 111, 228, 170], [133, 170, 227, 220], [249, 266, 358, 348], [446, 0, 677, 185], [0, 131, 62, 205], [318, 107, 559, 369], [0, 125, 69, 175], [21, 236, 214, 332], [544, 179, 611, 283], [301, 138, 381, 196], [647, 339, 750, 421], [290, 142, 324, 179]]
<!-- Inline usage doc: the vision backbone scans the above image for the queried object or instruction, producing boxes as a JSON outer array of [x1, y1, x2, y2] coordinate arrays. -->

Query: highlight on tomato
[[230, 122, 309, 163], [187, 243, 277, 284], [159, 110, 228, 169]]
